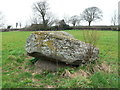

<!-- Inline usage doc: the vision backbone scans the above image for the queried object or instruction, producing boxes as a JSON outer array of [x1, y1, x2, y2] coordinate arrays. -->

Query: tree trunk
[[114, 23, 115, 26], [42, 15, 47, 30], [73, 23, 75, 27], [88, 21, 91, 27]]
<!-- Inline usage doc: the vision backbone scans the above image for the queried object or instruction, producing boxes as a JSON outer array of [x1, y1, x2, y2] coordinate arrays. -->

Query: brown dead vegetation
[[61, 61, 111, 79]]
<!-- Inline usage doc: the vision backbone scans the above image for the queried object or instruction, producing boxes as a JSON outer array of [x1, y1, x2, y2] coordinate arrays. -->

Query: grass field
[[1, 30, 119, 88]]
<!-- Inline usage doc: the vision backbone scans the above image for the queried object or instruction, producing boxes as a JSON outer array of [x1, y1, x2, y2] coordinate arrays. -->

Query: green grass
[[1, 30, 119, 88]]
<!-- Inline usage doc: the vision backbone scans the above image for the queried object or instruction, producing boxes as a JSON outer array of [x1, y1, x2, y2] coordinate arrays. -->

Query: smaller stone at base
[[35, 59, 72, 72]]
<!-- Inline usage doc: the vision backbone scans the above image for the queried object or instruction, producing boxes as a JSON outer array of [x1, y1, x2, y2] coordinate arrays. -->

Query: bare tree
[[33, 0, 56, 29], [63, 15, 70, 25], [31, 17, 38, 24], [69, 15, 81, 26], [0, 12, 5, 27], [111, 11, 117, 26], [33, 0, 49, 29], [30, 14, 41, 24], [45, 12, 56, 26], [82, 7, 103, 26]]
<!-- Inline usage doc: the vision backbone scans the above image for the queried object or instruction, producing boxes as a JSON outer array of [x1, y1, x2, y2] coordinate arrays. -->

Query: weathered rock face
[[25, 31, 99, 65]]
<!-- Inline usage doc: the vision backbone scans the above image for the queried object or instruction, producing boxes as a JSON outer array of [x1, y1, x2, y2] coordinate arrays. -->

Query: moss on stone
[[33, 31, 71, 39], [33, 31, 80, 50], [44, 40, 56, 51]]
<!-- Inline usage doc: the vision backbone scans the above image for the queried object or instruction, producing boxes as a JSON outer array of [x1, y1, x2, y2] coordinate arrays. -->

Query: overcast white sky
[[0, 0, 119, 28]]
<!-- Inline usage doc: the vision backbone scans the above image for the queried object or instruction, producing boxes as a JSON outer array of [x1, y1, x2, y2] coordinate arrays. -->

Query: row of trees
[[0, 0, 118, 29], [31, 0, 118, 30], [32, 0, 103, 29]]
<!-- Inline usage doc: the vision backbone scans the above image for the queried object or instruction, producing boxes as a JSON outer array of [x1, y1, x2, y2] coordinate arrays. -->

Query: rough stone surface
[[25, 31, 99, 65]]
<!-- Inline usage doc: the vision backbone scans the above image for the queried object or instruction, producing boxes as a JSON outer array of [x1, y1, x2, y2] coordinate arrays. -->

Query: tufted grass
[[1, 30, 119, 88]]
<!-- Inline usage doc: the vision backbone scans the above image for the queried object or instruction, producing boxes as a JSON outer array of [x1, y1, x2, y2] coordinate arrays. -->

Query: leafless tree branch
[[111, 11, 118, 26], [81, 7, 103, 26]]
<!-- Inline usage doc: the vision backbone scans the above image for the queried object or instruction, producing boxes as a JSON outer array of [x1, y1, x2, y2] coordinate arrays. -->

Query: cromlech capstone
[[25, 31, 99, 67]]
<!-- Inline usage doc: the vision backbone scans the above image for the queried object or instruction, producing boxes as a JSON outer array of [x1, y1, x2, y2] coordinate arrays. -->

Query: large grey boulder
[[25, 31, 99, 65]]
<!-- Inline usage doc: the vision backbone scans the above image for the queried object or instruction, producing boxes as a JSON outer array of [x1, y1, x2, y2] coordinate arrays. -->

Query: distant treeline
[[72, 26, 119, 30], [1, 25, 119, 32]]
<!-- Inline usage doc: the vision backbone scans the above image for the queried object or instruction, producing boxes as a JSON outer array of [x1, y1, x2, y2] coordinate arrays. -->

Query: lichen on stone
[[43, 40, 56, 51], [26, 31, 99, 65]]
